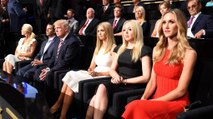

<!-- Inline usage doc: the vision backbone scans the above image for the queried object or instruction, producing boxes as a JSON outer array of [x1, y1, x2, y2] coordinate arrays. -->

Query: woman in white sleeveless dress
[[50, 22, 116, 119], [3, 24, 37, 74]]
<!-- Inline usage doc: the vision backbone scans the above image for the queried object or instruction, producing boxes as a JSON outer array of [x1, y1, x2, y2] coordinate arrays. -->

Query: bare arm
[[17, 41, 37, 58], [88, 52, 97, 75], [141, 49, 157, 99], [109, 52, 121, 80], [123, 55, 151, 84], [141, 67, 157, 100], [151, 20, 160, 37]]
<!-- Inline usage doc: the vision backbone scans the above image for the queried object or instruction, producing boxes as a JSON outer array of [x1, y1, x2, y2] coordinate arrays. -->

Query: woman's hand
[[88, 67, 96, 76], [111, 76, 123, 84]]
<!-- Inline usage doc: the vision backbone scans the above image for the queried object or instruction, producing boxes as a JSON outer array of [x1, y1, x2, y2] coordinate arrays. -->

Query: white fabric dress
[[62, 48, 113, 92], [4, 38, 36, 67]]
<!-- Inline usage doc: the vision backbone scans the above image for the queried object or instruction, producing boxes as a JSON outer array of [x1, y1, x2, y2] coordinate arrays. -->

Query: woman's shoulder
[[184, 49, 197, 60], [29, 38, 37, 44], [141, 45, 152, 57], [183, 49, 197, 65]]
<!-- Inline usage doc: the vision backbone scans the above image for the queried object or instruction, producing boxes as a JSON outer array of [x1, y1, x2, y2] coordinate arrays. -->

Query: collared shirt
[[103, 4, 110, 12], [187, 12, 201, 38], [40, 36, 56, 61], [67, 18, 74, 24], [82, 18, 93, 35]]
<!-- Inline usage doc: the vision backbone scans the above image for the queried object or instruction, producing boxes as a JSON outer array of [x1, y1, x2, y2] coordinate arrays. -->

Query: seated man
[[187, 0, 213, 38], [16, 23, 58, 82], [35, 19, 81, 89]]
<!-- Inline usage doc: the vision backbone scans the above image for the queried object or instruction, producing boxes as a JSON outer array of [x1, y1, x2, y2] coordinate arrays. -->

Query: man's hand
[[31, 59, 43, 66], [39, 68, 49, 81], [194, 29, 204, 39]]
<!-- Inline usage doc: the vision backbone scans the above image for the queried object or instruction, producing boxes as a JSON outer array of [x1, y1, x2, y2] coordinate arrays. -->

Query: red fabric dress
[[122, 49, 190, 119]]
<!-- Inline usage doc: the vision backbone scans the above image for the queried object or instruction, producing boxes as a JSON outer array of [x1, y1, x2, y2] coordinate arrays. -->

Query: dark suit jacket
[[48, 33, 81, 72], [95, 4, 114, 21], [34, 36, 58, 65], [7, 0, 26, 32], [108, 17, 126, 34], [16, 36, 58, 79], [49, 0, 69, 22], [191, 14, 213, 38], [34, 0, 51, 18], [77, 18, 100, 37]]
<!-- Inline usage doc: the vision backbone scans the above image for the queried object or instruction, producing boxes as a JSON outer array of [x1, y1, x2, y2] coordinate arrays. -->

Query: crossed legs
[[50, 83, 74, 119], [86, 84, 108, 119]]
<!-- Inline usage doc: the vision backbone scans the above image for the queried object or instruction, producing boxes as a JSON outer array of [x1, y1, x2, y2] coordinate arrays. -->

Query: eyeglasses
[[187, 4, 198, 10]]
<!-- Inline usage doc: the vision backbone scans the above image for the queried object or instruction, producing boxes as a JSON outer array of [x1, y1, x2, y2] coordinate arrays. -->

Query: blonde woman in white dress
[[3, 24, 37, 74], [50, 22, 116, 119]]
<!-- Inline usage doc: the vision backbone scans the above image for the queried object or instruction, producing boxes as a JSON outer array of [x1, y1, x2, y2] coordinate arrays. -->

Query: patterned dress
[[122, 49, 189, 119]]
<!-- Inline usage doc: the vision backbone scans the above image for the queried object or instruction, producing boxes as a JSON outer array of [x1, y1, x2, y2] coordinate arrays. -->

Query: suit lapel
[[192, 14, 202, 30]]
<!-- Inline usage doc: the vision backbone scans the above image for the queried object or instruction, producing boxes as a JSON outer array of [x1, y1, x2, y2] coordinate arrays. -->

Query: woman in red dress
[[122, 9, 197, 119]]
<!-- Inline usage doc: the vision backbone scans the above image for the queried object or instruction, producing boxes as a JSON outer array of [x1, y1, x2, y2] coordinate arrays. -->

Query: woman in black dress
[[85, 20, 152, 119]]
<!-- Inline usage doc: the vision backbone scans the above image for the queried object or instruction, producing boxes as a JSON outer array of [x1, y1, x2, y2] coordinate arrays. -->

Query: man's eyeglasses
[[187, 4, 198, 10]]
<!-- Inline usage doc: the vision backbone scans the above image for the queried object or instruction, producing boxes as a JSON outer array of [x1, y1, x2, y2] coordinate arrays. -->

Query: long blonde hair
[[94, 22, 115, 55], [117, 20, 144, 62], [154, 9, 192, 64]]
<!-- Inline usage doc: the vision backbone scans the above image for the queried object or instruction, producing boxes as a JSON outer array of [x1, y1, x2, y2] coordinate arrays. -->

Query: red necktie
[[103, 6, 106, 13], [79, 20, 89, 35], [113, 19, 117, 29], [40, 0, 43, 6], [56, 40, 64, 60], [188, 16, 195, 28]]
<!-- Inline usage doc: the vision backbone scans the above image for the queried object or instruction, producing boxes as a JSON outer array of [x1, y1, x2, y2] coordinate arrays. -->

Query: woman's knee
[[97, 84, 107, 94]]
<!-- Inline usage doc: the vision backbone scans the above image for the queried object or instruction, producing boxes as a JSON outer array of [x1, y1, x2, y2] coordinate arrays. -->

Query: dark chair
[[176, 38, 213, 119], [177, 57, 213, 119], [0, 34, 45, 74], [77, 38, 157, 119]]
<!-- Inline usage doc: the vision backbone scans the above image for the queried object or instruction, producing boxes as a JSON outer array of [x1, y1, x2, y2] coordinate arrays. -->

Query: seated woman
[[50, 22, 116, 119], [114, 6, 148, 38], [85, 20, 152, 119], [134, 6, 150, 38], [122, 9, 197, 119], [3, 24, 37, 74], [151, 1, 171, 38]]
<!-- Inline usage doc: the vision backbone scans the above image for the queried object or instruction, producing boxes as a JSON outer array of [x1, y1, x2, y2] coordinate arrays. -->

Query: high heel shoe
[[50, 106, 60, 114]]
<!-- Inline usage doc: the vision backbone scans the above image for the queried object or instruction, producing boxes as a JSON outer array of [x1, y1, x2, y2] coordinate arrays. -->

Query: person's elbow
[[176, 88, 188, 98]]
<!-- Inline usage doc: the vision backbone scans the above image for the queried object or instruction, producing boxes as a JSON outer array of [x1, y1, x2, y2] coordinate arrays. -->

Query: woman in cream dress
[[50, 22, 116, 119], [3, 24, 37, 74]]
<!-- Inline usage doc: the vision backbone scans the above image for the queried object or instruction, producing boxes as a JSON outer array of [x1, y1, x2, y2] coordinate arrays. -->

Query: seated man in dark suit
[[77, 7, 100, 37], [36, 19, 81, 90], [16, 23, 58, 82], [187, 0, 213, 38], [95, 0, 114, 21], [108, 5, 125, 45]]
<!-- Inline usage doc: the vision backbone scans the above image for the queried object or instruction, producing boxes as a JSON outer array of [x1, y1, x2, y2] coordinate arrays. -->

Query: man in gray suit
[[65, 9, 79, 34]]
